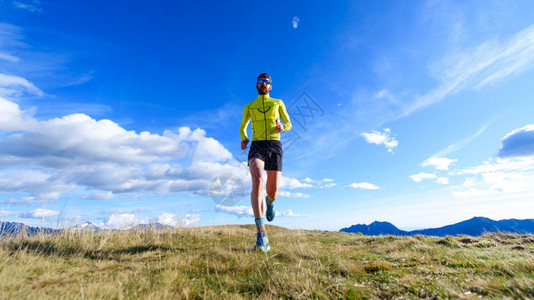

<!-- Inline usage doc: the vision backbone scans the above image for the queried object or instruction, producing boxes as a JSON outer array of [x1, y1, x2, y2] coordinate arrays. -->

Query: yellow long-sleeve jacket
[[239, 94, 292, 141]]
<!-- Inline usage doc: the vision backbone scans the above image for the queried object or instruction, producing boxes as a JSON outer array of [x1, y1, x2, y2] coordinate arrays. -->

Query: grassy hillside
[[1, 225, 533, 299]]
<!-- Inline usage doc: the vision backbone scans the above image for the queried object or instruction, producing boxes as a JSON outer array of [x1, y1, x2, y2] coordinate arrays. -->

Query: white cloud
[[0, 73, 43, 97], [180, 214, 200, 227], [422, 157, 458, 170], [451, 189, 496, 198], [361, 128, 398, 153], [2, 113, 194, 164], [107, 213, 138, 229], [322, 183, 337, 188], [410, 172, 437, 183], [157, 212, 200, 227], [403, 24, 534, 117], [294, 177, 336, 189], [279, 191, 311, 198], [0, 93, 249, 200], [346, 182, 380, 190], [457, 157, 534, 175], [298, 23, 534, 164], [481, 171, 528, 193], [432, 120, 495, 158], [463, 177, 476, 187], [474, 26, 534, 88], [0, 96, 37, 131], [373, 89, 400, 107], [0, 52, 20, 63], [28, 208, 59, 218], [191, 133, 232, 163], [332, 129, 534, 229], [0, 23, 93, 93], [277, 209, 310, 217], [436, 177, 450, 185], [280, 177, 312, 189], [13, 1, 42, 13], [498, 124, 534, 158], [2, 196, 44, 205], [158, 212, 178, 227], [0, 210, 18, 217], [64, 71, 93, 87], [451, 157, 534, 197], [374, 89, 391, 99], [82, 192, 114, 200], [0, 23, 24, 48], [0, 170, 74, 200], [215, 205, 254, 218]]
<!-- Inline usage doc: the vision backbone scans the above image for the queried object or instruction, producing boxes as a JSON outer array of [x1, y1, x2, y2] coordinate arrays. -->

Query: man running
[[239, 73, 292, 253]]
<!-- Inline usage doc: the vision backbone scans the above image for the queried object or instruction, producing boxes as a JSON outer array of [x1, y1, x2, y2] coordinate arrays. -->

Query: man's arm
[[279, 100, 292, 131], [239, 104, 250, 149]]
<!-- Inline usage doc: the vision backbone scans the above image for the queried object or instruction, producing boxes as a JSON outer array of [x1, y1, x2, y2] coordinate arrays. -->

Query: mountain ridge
[[0, 221, 173, 236], [3, 217, 534, 237], [340, 217, 534, 236], [0, 221, 61, 236]]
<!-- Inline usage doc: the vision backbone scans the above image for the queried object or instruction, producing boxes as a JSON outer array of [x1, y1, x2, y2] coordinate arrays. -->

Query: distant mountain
[[0, 221, 61, 236], [340, 221, 409, 236], [1, 221, 176, 237], [129, 223, 173, 231], [340, 217, 534, 236], [68, 222, 102, 232], [409, 217, 534, 236]]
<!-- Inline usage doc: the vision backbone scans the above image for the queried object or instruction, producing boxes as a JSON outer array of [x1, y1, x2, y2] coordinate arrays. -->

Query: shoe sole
[[266, 207, 275, 222]]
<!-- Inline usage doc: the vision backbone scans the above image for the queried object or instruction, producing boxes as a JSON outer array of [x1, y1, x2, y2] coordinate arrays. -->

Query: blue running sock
[[266, 195, 275, 222], [254, 217, 266, 233], [253, 217, 269, 252]]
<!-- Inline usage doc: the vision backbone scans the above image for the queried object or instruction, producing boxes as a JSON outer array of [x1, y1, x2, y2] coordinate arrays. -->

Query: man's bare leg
[[249, 158, 269, 252], [265, 170, 281, 222], [249, 158, 265, 218], [266, 170, 281, 200]]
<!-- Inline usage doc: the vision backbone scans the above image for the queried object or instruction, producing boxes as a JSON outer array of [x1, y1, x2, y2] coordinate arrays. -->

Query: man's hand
[[275, 119, 285, 132], [241, 139, 249, 150]]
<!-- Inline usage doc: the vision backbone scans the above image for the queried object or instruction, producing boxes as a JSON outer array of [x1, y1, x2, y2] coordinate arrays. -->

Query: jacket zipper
[[262, 95, 267, 140]]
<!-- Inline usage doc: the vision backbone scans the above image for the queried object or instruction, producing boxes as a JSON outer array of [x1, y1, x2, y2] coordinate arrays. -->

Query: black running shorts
[[248, 140, 283, 171]]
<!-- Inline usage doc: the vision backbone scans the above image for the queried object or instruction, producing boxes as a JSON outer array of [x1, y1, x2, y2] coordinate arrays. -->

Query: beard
[[257, 86, 270, 95]]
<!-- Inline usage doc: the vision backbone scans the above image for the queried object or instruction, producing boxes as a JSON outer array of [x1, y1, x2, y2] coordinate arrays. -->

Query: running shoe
[[253, 232, 270, 253], [266, 196, 275, 222]]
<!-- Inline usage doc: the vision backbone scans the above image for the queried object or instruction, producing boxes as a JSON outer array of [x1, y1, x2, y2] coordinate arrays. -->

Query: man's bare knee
[[252, 175, 264, 186], [266, 188, 278, 200]]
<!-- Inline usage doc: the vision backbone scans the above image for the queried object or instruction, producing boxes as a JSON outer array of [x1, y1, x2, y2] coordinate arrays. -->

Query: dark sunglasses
[[257, 79, 271, 84]]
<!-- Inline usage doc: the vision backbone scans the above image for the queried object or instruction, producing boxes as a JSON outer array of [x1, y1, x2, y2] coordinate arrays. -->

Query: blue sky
[[1, 0, 534, 231]]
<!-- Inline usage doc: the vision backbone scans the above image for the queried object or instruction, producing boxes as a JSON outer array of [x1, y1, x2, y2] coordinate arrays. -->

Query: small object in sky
[[292, 16, 299, 29]]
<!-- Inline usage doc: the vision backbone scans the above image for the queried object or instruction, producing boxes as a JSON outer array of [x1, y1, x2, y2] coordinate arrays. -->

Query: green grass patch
[[1, 227, 533, 299]]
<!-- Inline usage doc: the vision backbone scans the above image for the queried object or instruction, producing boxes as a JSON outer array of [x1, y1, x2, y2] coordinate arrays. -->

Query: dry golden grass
[[1, 225, 533, 299]]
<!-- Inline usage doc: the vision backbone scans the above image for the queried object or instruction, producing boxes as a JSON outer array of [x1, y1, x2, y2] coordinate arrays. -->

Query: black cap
[[257, 73, 271, 81]]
